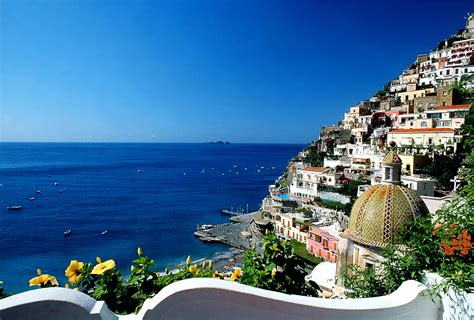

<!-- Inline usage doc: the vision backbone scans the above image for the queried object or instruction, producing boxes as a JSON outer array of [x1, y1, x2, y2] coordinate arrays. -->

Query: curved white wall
[[0, 278, 443, 320]]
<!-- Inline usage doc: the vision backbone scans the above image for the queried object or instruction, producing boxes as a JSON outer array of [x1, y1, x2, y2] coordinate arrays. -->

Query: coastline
[[161, 247, 245, 275], [180, 211, 263, 273], [194, 212, 261, 249]]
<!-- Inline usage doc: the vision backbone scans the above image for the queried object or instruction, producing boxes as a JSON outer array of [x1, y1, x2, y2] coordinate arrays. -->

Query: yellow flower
[[202, 261, 206, 269], [29, 274, 57, 287], [186, 256, 191, 265], [131, 265, 135, 272], [229, 272, 239, 282], [96, 257, 102, 263], [36, 268, 42, 276], [233, 267, 241, 277], [229, 267, 242, 281], [65, 284, 70, 289], [271, 268, 276, 278], [65, 260, 84, 285], [208, 261, 213, 269], [137, 247, 143, 257], [91, 259, 115, 275], [188, 264, 198, 275]]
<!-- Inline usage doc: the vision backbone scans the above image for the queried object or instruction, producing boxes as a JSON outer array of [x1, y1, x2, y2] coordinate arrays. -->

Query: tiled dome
[[383, 150, 402, 164], [344, 184, 428, 248]]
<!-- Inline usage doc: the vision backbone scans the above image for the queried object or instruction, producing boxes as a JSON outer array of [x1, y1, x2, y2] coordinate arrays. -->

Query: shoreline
[[165, 212, 261, 274], [161, 247, 245, 275]]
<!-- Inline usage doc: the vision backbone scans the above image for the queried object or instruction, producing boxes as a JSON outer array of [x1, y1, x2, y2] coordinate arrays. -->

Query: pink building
[[307, 224, 340, 263]]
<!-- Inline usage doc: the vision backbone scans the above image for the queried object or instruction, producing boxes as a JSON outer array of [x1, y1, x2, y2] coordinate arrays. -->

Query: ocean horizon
[[0, 142, 303, 293]]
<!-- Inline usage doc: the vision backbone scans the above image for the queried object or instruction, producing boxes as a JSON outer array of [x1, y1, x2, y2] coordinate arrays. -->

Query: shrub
[[26, 249, 225, 315], [239, 232, 320, 296], [289, 239, 324, 266]]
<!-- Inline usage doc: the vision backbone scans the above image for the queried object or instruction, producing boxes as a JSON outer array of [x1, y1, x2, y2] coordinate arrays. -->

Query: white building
[[289, 167, 343, 199], [422, 104, 471, 129], [401, 175, 435, 197]]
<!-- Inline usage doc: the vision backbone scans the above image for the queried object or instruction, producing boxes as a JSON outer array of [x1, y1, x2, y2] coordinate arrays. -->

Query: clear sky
[[1, 0, 472, 143]]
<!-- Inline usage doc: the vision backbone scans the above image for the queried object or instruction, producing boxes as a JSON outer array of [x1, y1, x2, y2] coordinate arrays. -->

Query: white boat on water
[[196, 224, 214, 231], [29, 197, 35, 201], [7, 206, 22, 211], [101, 230, 108, 236], [64, 230, 71, 237]]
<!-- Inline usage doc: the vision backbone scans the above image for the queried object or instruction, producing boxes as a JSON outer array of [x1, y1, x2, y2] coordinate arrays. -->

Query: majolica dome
[[344, 184, 429, 248]]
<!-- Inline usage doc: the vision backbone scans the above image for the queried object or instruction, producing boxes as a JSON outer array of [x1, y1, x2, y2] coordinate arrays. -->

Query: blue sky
[[1, 0, 472, 143]]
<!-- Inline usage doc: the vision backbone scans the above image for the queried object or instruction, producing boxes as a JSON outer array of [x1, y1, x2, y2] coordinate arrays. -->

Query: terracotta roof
[[390, 128, 455, 133], [435, 104, 470, 110], [339, 175, 352, 182], [302, 167, 327, 173], [352, 158, 369, 163]]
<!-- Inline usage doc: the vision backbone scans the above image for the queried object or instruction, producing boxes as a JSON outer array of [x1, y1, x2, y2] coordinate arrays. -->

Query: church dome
[[344, 184, 429, 248]]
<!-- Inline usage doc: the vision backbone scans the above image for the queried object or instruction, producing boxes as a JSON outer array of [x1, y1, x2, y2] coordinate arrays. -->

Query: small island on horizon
[[203, 141, 231, 145]]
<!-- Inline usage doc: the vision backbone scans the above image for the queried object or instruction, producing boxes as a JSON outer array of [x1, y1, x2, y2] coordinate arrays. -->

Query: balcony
[[2, 276, 469, 319]]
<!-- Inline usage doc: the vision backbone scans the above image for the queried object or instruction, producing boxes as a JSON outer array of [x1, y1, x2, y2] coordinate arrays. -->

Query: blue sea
[[0, 143, 303, 293]]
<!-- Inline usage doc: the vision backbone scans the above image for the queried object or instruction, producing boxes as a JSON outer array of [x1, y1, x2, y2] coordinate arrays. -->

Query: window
[[314, 235, 322, 243], [421, 122, 427, 128], [428, 138, 433, 145], [333, 243, 337, 250], [322, 239, 328, 249], [365, 262, 374, 270], [385, 167, 391, 180]]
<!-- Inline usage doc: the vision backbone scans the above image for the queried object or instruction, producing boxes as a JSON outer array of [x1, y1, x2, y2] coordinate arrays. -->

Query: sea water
[[0, 142, 303, 292]]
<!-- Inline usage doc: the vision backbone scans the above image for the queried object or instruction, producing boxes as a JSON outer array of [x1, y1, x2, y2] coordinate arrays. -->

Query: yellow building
[[398, 154, 430, 175]]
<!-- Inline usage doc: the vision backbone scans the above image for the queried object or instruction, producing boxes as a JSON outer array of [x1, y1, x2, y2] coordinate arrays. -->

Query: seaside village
[[257, 17, 474, 296], [2, 12, 473, 320]]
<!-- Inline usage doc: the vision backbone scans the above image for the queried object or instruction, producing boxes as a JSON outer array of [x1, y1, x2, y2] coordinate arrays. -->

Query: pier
[[194, 212, 263, 250]]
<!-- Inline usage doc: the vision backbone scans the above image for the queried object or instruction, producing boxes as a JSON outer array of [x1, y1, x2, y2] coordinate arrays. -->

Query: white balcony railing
[[2, 275, 472, 320]]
